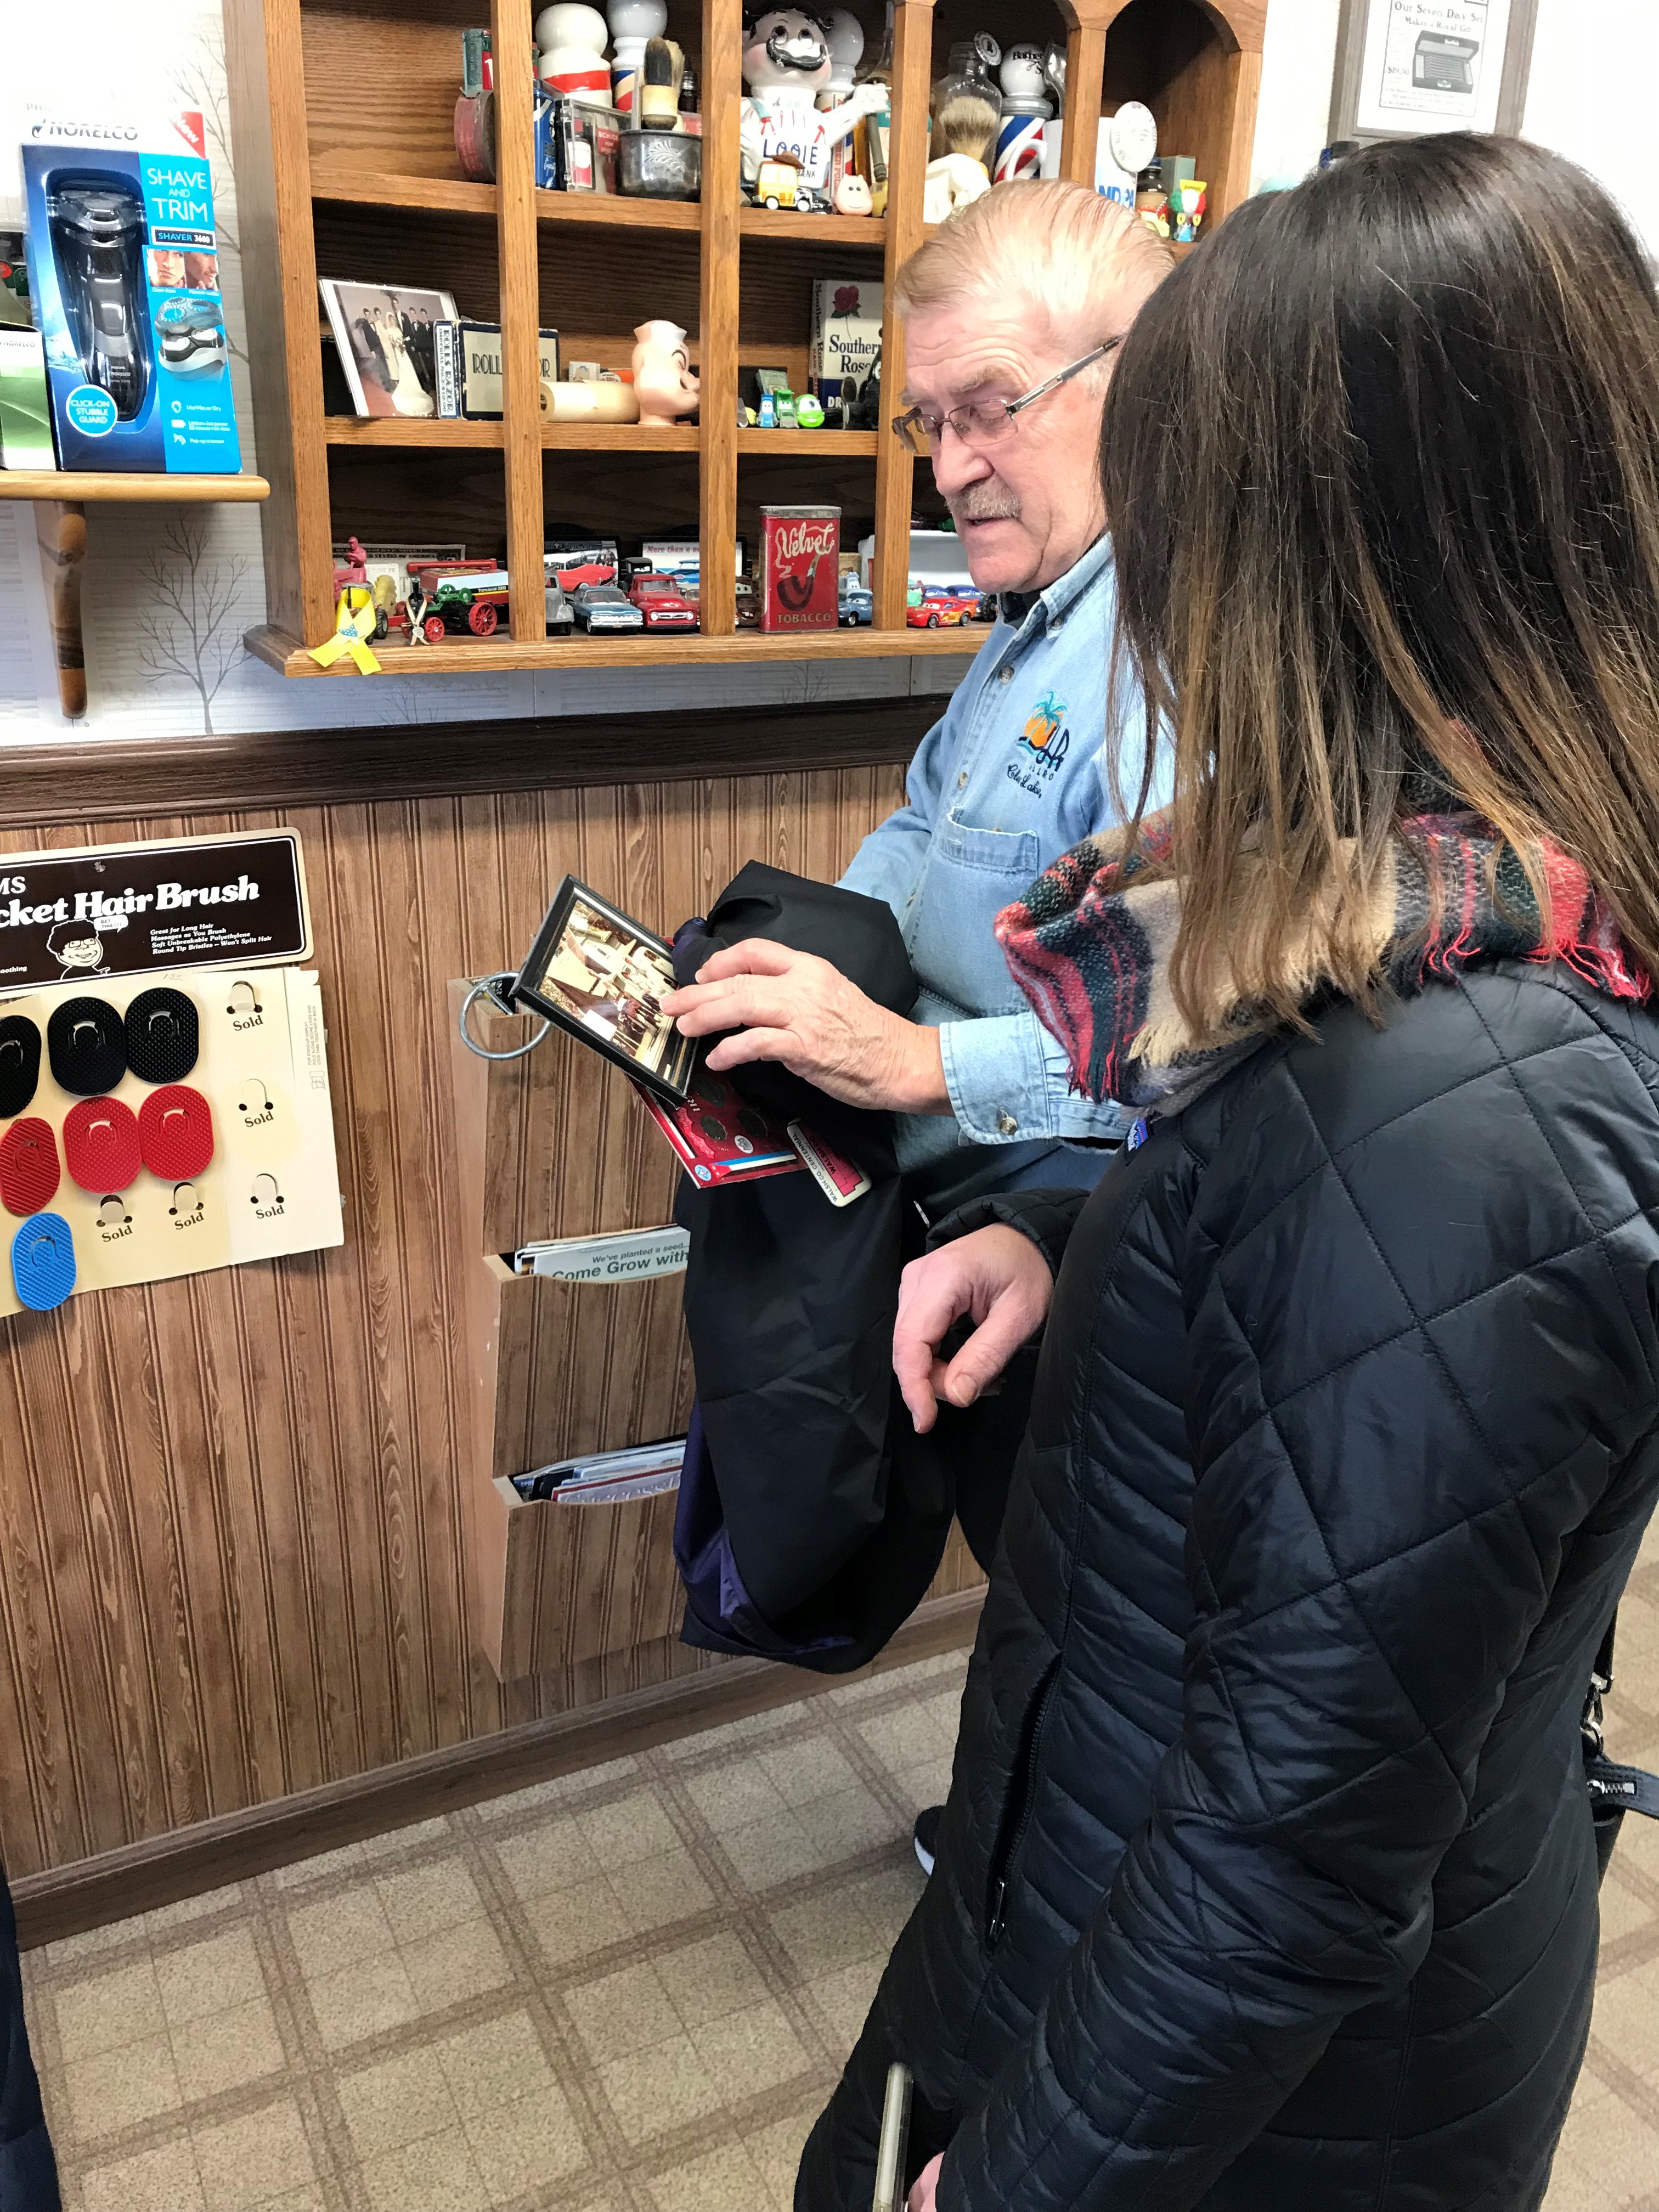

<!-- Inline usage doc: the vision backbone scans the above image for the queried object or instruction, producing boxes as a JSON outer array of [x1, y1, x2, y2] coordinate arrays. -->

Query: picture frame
[[1329, 0, 1539, 144], [317, 280, 459, 420], [513, 876, 699, 1107]]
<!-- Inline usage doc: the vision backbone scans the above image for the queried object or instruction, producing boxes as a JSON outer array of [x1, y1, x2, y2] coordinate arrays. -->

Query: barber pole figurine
[[994, 46, 1052, 184], [994, 103, 1049, 182]]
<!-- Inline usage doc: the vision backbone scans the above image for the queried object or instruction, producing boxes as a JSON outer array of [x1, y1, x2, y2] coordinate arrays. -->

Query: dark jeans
[[0, 1870, 59, 2211]]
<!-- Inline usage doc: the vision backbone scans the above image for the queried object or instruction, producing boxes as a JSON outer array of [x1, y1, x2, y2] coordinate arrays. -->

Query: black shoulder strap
[[1584, 1606, 1659, 1824]]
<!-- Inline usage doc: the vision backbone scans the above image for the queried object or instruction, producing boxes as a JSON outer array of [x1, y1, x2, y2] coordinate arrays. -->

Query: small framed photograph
[[514, 877, 699, 1105], [1330, 0, 1538, 144], [318, 280, 459, 420]]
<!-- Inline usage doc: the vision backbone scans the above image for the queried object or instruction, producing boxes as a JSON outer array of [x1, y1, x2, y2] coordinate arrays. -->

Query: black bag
[[670, 863, 1033, 1671], [1582, 1614, 1659, 1882]]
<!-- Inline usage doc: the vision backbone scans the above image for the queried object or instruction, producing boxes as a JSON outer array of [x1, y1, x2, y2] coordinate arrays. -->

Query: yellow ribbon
[[308, 590, 382, 675]]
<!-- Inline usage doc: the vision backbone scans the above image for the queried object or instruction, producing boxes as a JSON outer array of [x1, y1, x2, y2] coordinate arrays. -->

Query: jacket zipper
[[981, 1131, 1178, 1953], [986, 1658, 1060, 1948]]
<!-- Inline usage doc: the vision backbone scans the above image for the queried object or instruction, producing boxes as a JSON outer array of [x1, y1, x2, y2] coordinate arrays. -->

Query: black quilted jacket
[[798, 964, 1659, 2212]]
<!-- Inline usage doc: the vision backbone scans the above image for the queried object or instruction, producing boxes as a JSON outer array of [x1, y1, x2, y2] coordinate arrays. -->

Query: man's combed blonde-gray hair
[[895, 179, 1172, 363]]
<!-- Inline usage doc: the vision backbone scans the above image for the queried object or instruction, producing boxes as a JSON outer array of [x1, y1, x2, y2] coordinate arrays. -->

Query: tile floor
[[21, 1517, 1659, 2211]]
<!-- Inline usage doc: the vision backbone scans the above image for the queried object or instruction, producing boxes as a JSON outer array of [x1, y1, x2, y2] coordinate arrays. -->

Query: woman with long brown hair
[[798, 134, 1659, 2211]]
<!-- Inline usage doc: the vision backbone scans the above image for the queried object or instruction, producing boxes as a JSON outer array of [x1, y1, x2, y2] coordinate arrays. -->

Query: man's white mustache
[[950, 487, 1023, 523]]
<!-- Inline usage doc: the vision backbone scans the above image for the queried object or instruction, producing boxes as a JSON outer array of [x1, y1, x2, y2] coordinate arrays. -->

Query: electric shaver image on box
[[46, 176, 151, 419], [154, 295, 227, 376]]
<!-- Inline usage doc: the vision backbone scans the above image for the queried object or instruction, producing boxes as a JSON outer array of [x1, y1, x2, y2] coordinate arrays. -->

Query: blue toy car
[[838, 574, 874, 627]]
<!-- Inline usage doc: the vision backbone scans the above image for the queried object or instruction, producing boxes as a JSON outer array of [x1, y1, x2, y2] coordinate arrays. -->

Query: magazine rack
[[447, 980, 985, 1679], [225, 0, 1268, 681]]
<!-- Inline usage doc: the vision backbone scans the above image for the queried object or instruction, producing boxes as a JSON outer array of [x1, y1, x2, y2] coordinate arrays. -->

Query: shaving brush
[[930, 41, 1000, 173], [639, 36, 683, 129], [930, 84, 999, 170]]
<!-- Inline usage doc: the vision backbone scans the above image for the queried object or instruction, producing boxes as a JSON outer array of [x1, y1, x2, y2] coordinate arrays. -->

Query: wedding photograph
[[317, 278, 456, 419]]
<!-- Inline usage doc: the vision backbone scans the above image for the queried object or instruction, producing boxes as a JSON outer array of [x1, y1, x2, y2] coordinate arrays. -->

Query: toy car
[[942, 584, 984, 620], [907, 591, 969, 629], [572, 582, 645, 632], [735, 577, 760, 629], [627, 574, 698, 629], [545, 581, 575, 633], [838, 575, 873, 627], [755, 155, 804, 211], [410, 565, 511, 640], [544, 537, 619, 590]]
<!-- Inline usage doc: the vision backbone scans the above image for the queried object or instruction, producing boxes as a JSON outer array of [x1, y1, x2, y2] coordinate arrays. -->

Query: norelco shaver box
[[20, 119, 241, 474]]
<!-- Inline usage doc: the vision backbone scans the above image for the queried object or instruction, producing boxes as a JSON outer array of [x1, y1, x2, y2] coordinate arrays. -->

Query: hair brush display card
[[0, 830, 308, 990], [0, 966, 342, 1321]]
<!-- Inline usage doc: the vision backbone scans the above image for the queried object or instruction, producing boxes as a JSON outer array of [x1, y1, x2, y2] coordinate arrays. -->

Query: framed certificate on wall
[[1330, 0, 1539, 142]]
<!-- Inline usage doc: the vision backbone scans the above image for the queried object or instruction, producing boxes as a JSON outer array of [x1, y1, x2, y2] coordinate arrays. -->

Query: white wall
[[1250, 0, 1344, 190], [1246, 0, 1659, 246], [1522, 0, 1659, 252]]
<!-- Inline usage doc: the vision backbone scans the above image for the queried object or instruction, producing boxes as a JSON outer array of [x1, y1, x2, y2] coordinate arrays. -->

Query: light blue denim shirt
[[840, 532, 1165, 1191]]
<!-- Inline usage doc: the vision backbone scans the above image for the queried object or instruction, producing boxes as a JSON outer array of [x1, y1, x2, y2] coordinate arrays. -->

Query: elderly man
[[665, 181, 1170, 1206]]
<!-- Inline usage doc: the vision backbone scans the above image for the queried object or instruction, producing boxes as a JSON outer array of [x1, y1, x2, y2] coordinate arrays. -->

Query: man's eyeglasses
[[889, 341, 1121, 456]]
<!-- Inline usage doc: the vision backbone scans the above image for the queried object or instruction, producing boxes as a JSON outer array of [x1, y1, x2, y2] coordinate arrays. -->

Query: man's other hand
[[663, 940, 950, 1114], [893, 1226, 1054, 1433]]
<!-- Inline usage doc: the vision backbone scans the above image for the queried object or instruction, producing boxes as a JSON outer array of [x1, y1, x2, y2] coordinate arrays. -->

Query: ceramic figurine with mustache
[[740, 7, 884, 199]]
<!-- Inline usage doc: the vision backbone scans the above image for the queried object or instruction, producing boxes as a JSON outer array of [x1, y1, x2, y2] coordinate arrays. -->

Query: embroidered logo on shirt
[[1008, 690, 1071, 793], [1016, 691, 1070, 766]]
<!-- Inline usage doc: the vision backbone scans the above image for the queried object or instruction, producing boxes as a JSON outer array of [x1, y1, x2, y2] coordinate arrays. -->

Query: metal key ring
[[456, 973, 551, 1062]]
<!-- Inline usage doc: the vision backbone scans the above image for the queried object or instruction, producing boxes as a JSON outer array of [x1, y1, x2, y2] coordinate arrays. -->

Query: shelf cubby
[[228, 0, 1268, 679]]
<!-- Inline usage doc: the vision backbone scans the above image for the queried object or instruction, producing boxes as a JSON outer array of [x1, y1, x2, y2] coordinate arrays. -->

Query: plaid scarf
[[995, 808, 1651, 1116]]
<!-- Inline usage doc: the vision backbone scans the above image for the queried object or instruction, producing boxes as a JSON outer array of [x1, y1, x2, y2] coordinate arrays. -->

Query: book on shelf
[[433, 320, 460, 417]]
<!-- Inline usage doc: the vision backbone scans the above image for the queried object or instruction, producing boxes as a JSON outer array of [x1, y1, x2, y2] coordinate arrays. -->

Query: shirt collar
[[995, 532, 1115, 639]]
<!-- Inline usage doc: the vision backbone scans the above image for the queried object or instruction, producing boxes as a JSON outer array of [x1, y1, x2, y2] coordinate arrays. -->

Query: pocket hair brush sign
[[0, 831, 341, 1321]]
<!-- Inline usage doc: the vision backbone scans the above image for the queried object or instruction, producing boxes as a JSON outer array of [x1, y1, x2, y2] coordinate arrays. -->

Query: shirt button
[[996, 1110, 1019, 1136], [998, 666, 1013, 684], [957, 771, 968, 788]]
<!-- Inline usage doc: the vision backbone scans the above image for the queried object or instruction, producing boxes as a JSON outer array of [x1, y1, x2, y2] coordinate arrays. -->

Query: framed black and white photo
[[317, 280, 459, 420], [1330, 0, 1539, 144]]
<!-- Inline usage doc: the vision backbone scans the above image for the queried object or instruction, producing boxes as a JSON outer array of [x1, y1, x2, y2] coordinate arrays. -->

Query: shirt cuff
[[938, 1011, 1134, 1145]]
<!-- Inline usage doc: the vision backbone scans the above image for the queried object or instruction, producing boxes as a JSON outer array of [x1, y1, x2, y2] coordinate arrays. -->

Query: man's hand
[[908, 2154, 943, 2210], [894, 1224, 1054, 1432], [662, 940, 951, 1114]]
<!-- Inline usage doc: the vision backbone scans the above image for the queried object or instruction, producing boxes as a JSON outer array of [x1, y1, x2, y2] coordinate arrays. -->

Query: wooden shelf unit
[[225, 0, 1267, 678]]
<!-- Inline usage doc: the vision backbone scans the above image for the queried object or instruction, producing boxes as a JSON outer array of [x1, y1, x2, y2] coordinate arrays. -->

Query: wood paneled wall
[[0, 763, 909, 1880]]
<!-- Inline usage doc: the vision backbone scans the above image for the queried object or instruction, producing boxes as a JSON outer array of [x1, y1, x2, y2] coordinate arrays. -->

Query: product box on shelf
[[759, 504, 839, 634], [535, 94, 622, 192], [809, 278, 881, 417], [0, 329, 56, 469], [640, 535, 744, 580], [19, 123, 241, 474], [457, 324, 560, 419]]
